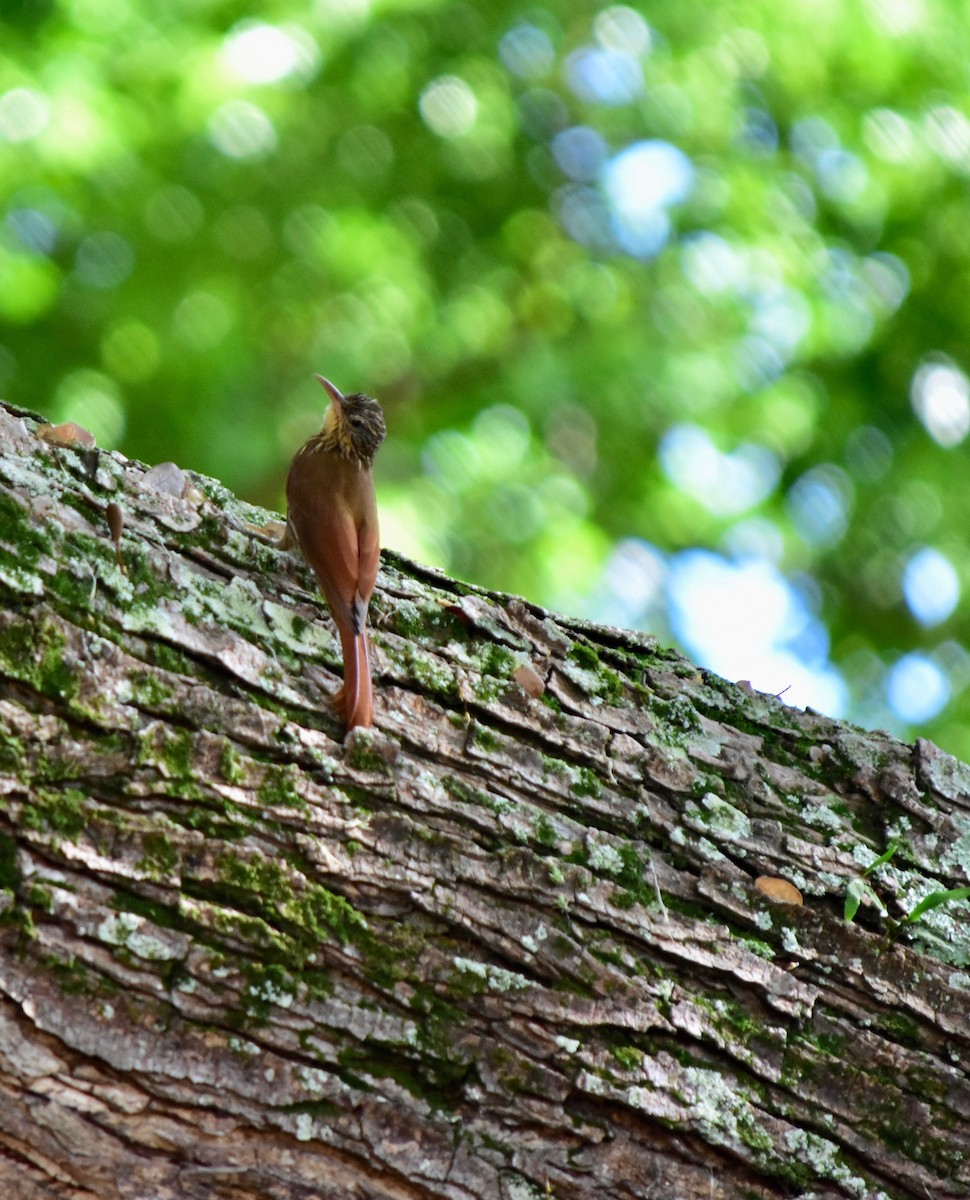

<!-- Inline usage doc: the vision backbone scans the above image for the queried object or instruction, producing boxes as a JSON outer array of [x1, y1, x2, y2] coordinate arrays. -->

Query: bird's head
[[317, 375, 387, 465]]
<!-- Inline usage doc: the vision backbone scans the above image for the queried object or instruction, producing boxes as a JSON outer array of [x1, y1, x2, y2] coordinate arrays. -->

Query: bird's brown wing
[[286, 453, 364, 633], [285, 450, 380, 728], [354, 490, 380, 613]]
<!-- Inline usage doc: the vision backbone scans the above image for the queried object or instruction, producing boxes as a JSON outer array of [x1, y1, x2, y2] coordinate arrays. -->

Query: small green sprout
[[889, 885, 970, 940], [844, 842, 899, 922], [844, 841, 970, 940]]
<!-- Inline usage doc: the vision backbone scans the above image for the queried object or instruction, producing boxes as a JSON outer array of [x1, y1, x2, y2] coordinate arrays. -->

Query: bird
[[282, 375, 386, 731]]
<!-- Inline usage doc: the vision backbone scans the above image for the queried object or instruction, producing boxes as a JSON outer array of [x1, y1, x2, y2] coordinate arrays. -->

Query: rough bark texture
[[0, 399, 968, 1200]]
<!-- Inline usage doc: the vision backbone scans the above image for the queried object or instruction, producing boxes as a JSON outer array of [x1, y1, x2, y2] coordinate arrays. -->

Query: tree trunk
[[0, 400, 967, 1200]]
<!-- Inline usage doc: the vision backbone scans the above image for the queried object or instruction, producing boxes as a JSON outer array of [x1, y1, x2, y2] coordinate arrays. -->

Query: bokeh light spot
[[213, 206, 273, 260], [924, 105, 970, 166], [593, 7, 651, 56], [602, 140, 693, 257], [681, 233, 746, 295], [603, 537, 665, 620], [208, 100, 277, 159], [546, 403, 597, 475], [0, 88, 49, 142], [551, 126, 608, 182], [422, 429, 481, 492], [336, 125, 394, 180], [7, 207, 58, 256], [659, 424, 780, 516], [886, 652, 949, 724], [554, 184, 613, 250], [499, 24, 555, 80], [815, 149, 868, 203], [844, 424, 893, 483], [911, 359, 970, 447], [222, 21, 320, 85], [488, 481, 543, 541], [667, 550, 846, 715], [863, 108, 915, 163], [566, 47, 643, 106], [902, 546, 960, 626], [419, 76, 477, 138], [862, 252, 909, 311], [787, 464, 853, 547], [172, 291, 233, 350], [101, 319, 160, 383], [473, 405, 531, 473], [517, 87, 568, 140], [74, 231, 134, 289], [866, 0, 925, 35], [791, 115, 839, 164]]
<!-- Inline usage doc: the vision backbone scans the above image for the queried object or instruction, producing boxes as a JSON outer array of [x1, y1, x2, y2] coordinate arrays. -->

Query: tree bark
[[0, 400, 968, 1200]]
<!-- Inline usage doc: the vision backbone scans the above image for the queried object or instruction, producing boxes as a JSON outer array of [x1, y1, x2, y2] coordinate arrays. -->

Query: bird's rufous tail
[[332, 624, 373, 729]]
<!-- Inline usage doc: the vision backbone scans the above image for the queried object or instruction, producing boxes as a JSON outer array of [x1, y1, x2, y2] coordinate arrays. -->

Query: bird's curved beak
[[315, 374, 345, 410]]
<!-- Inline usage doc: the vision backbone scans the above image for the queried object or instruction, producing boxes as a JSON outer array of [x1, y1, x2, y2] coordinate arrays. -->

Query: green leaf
[[844, 877, 868, 923], [862, 841, 900, 879], [900, 886, 970, 929]]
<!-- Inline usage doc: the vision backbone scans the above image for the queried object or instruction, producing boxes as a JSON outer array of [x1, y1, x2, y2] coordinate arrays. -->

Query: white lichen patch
[[198, 573, 268, 631], [850, 844, 885, 870], [940, 817, 970, 876], [453, 956, 530, 991], [683, 1067, 773, 1153], [899, 882, 970, 966], [496, 806, 535, 844], [783, 1127, 870, 1196], [262, 599, 331, 656], [817, 869, 847, 892], [577, 1068, 606, 1096], [126, 930, 182, 961], [505, 1177, 546, 1200], [588, 842, 624, 875], [559, 661, 605, 705], [248, 978, 295, 1008], [97, 912, 185, 961], [521, 923, 548, 955], [694, 836, 729, 864], [97, 912, 139, 944], [0, 564, 43, 595], [626, 1084, 656, 1111], [297, 1066, 330, 1094], [796, 798, 842, 831], [918, 744, 970, 804], [698, 792, 752, 840], [886, 815, 914, 841], [122, 595, 307, 706]]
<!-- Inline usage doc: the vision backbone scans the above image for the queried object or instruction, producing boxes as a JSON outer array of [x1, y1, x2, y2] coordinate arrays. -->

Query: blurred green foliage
[[4, 0, 970, 753]]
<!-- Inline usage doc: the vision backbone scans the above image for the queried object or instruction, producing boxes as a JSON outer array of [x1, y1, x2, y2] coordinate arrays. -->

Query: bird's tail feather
[[331, 625, 373, 730]]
